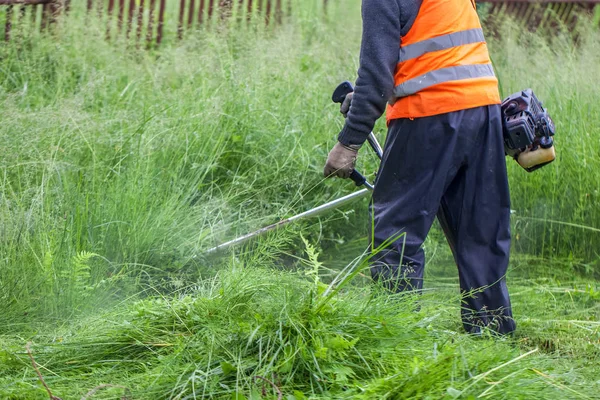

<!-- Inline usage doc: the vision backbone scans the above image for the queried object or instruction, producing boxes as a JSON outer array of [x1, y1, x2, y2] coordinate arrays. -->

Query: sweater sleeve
[[338, 0, 402, 146]]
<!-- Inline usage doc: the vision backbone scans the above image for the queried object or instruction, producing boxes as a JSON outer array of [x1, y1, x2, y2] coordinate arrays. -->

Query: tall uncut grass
[[0, 1, 599, 398], [0, 0, 349, 320], [485, 15, 600, 268]]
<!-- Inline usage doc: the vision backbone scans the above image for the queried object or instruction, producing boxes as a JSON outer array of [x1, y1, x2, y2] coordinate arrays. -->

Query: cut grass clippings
[[1, 260, 599, 399]]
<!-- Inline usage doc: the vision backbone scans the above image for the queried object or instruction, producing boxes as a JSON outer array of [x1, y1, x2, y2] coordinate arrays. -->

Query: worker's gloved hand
[[340, 92, 353, 118], [324, 141, 361, 179]]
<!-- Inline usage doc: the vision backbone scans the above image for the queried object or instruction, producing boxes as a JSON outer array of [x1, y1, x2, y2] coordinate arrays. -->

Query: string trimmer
[[206, 84, 556, 253], [206, 82, 381, 254]]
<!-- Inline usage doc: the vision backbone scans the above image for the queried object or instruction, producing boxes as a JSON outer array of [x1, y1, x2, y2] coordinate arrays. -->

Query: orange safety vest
[[386, 0, 501, 122]]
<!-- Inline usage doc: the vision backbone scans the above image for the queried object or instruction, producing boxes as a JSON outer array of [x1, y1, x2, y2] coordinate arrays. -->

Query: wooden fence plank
[[237, 0, 243, 23], [208, 0, 215, 21], [219, 0, 232, 20], [188, 0, 195, 27], [1, 0, 49, 3], [107, 0, 115, 39], [4, 4, 13, 41], [127, 0, 135, 37], [117, 0, 125, 33], [157, 0, 165, 43], [48, 0, 58, 25], [178, 0, 184, 38], [514, 2, 525, 18], [30, 2, 36, 26], [198, 0, 205, 24], [136, 0, 144, 42], [41, 2, 47, 29], [478, 0, 599, 32], [523, 3, 536, 26], [95, 0, 103, 18], [265, 0, 271, 24], [561, 3, 575, 24], [16, 4, 25, 37], [147, 0, 155, 45], [107, 0, 115, 18]]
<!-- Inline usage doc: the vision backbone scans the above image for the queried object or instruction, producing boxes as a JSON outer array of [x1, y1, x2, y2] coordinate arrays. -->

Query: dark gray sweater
[[338, 0, 422, 146]]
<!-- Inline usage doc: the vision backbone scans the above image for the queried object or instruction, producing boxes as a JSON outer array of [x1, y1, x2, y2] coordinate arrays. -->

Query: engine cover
[[501, 89, 555, 172], [501, 89, 556, 172]]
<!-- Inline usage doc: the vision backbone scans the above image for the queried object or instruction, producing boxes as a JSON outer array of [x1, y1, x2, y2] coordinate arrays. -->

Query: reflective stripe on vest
[[395, 64, 496, 97], [399, 28, 486, 63]]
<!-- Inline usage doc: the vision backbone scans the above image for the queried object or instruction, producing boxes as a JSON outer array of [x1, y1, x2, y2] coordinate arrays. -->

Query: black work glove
[[340, 92, 353, 118], [324, 142, 361, 179]]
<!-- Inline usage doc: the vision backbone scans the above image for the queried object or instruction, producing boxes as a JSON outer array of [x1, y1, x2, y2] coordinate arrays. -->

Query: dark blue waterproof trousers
[[370, 105, 515, 334]]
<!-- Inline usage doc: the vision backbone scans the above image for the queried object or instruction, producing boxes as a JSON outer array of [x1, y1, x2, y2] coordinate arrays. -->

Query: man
[[324, 0, 515, 334]]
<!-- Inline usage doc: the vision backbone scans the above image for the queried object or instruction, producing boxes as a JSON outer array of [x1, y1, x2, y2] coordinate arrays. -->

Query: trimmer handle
[[349, 169, 366, 187], [331, 81, 376, 191], [331, 81, 384, 160], [332, 81, 354, 104], [350, 169, 374, 191]]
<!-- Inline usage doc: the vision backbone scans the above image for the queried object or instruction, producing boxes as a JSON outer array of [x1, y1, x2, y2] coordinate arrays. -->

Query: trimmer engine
[[501, 89, 556, 172]]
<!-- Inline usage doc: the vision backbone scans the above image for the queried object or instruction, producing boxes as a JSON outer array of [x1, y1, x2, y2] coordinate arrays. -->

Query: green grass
[[1, 255, 599, 399], [489, 21, 600, 265], [0, 0, 599, 398]]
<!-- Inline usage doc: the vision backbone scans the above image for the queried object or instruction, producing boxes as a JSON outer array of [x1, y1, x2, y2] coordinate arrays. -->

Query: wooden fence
[[87, 0, 169, 45], [0, 0, 62, 41], [1, 0, 298, 44], [478, 0, 599, 30], [1, 0, 599, 44]]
